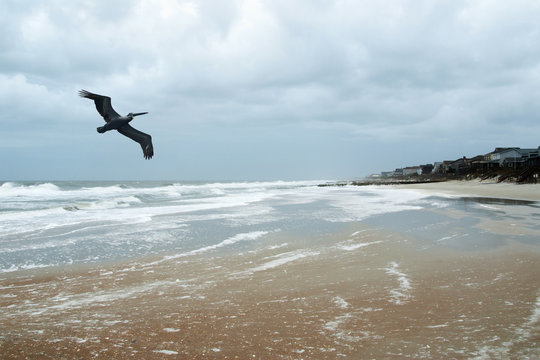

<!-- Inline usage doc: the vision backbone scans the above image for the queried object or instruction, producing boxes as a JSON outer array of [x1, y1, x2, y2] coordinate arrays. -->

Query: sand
[[397, 179, 540, 201], [1, 181, 539, 359]]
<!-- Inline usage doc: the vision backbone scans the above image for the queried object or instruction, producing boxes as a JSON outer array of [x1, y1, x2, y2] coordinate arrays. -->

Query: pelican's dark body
[[97, 116, 131, 133], [79, 90, 154, 159]]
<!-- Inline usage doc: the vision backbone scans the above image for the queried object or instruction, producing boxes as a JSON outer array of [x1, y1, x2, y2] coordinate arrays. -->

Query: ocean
[[1, 180, 538, 273], [0, 180, 424, 272], [1, 180, 540, 358]]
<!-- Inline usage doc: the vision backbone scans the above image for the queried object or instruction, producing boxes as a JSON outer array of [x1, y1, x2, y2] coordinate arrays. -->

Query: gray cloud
[[1, 0, 540, 180]]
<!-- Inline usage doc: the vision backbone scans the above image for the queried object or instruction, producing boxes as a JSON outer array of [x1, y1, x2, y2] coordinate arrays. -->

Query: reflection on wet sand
[[1, 223, 539, 359]]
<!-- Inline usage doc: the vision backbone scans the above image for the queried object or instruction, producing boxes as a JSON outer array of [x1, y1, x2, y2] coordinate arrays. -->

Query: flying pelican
[[79, 90, 154, 159]]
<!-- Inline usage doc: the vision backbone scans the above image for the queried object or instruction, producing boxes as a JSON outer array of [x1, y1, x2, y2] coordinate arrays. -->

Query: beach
[[398, 179, 540, 201], [0, 180, 539, 359]]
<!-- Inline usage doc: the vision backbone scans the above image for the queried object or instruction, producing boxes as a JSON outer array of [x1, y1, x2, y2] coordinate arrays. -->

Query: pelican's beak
[[132, 112, 148, 117]]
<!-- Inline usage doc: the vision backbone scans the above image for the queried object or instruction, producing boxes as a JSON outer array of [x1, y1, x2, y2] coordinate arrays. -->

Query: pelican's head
[[128, 112, 149, 119]]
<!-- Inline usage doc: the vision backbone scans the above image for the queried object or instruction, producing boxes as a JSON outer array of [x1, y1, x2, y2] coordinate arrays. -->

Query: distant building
[[420, 164, 434, 174], [403, 166, 421, 176], [446, 157, 468, 173], [468, 155, 485, 171], [482, 147, 540, 168], [433, 162, 444, 173], [519, 147, 540, 167], [372, 146, 539, 181], [441, 160, 457, 173]]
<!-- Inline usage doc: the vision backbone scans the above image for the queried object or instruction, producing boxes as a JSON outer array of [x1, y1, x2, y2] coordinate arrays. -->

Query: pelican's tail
[[97, 126, 106, 133]]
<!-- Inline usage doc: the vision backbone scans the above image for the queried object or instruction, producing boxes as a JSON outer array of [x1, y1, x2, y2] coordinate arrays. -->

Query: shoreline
[[394, 179, 540, 201], [319, 178, 540, 202], [1, 182, 539, 358], [1, 223, 539, 359]]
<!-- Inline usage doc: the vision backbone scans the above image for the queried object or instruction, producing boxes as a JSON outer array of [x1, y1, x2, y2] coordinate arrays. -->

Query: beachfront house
[[447, 157, 468, 173], [519, 147, 540, 167], [495, 148, 523, 168], [420, 164, 434, 174], [483, 147, 540, 168], [381, 146, 539, 180], [381, 171, 395, 178], [433, 162, 443, 174], [403, 166, 422, 176], [482, 148, 520, 168], [468, 155, 485, 171]]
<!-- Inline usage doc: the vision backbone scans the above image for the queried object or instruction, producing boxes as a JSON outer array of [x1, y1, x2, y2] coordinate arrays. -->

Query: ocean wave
[[0, 181, 319, 205], [76, 196, 142, 210], [0, 182, 182, 204], [0, 187, 278, 238], [0, 180, 439, 272], [0, 182, 61, 198]]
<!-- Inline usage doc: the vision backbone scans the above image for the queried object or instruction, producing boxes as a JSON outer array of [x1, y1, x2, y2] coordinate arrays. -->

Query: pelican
[[79, 90, 154, 159]]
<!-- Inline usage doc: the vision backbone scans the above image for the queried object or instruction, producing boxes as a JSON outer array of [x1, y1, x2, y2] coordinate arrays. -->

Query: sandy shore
[[1, 183, 539, 359], [396, 179, 540, 201]]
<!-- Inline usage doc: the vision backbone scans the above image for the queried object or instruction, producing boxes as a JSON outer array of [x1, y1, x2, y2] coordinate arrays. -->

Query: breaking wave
[[0, 180, 433, 272]]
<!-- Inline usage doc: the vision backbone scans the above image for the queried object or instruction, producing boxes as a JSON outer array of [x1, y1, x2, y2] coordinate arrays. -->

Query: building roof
[[518, 148, 539, 156]]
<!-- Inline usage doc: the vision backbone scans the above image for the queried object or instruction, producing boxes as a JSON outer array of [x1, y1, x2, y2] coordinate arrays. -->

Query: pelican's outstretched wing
[[79, 90, 120, 122], [117, 124, 154, 159]]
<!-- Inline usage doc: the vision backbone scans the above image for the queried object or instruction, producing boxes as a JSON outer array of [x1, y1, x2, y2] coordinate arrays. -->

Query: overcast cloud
[[1, 0, 540, 180]]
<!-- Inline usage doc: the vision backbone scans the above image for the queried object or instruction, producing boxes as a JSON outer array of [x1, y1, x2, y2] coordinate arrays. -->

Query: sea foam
[[0, 180, 447, 272], [151, 231, 269, 265], [385, 261, 412, 304]]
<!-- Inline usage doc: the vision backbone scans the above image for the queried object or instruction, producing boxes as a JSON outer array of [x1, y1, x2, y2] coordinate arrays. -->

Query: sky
[[1, 0, 540, 181]]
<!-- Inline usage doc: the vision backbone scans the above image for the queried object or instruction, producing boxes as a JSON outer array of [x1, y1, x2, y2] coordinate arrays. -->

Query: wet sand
[[398, 179, 540, 201], [1, 182, 540, 359]]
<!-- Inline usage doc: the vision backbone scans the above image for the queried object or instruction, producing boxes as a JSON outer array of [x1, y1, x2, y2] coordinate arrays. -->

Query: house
[[519, 147, 540, 166], [502, 156, 525, 168], [526, 150, 540, 166], [420, 164, 434, 174], [403, 166, 421, 176], [485, 147, 540, 168], [468, 155, 485, 171], [381, 171, 395, 178], [486, 147, 522, 167], [446, 157, 469, 173], [375, 146, 539, 181], [433, 162, 444, 173]]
